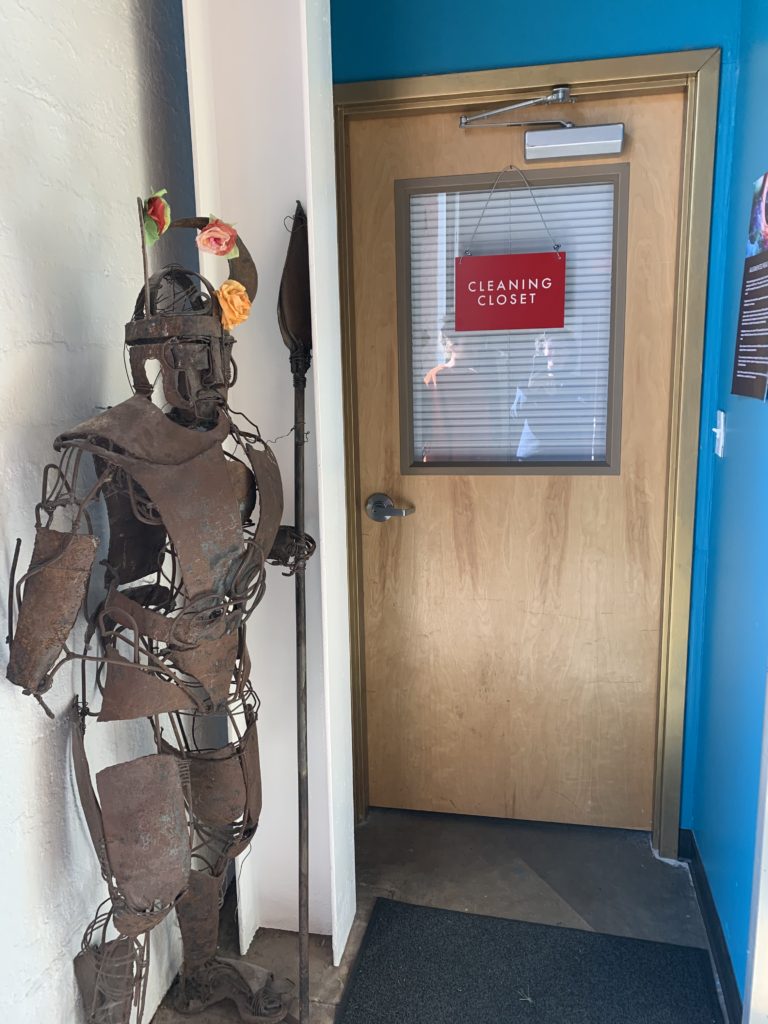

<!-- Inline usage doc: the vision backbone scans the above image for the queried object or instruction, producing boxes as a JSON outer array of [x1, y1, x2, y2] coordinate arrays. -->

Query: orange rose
[[197, 218, 239, 257], [216, 279, 251, 330]]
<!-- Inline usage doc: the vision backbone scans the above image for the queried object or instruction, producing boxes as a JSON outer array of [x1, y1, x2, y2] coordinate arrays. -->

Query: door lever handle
[[365, 492, 416, 523]]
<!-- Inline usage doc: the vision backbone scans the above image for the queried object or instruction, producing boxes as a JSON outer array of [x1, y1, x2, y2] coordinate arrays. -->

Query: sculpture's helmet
[[125, 217, 258, 424]]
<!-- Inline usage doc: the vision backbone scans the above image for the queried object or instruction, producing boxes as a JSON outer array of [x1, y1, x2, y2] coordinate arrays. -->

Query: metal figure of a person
[[5, 205, 313, 1024]]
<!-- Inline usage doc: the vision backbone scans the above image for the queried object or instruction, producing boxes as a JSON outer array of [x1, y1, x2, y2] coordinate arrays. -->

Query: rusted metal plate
[[96, 754, 190, 914], [113, 904, 172, 940], [57, 399, 243, 598], [94, 457, 166, 586], [188, 748, 246, 827], [74, 938, 135, 1024], [104, 588, 174, 644], [175, 958, 283, 1020], [97, 653, 196, 722], [55, 394, 229, 465], [70, 704, 108, 874], [132, 446, 243, 597], [228, 459, 257, 523], [175, 869, 221, 968], [104, 586, 230, 649], [7, 528, 98, 693], [187, 717, 260, 828], [125, 313, 223, 344], [167, 629, 239, 708], [243, 720, 263, 827], [246, 443, 284, 556], [229, 716, 263, 858]]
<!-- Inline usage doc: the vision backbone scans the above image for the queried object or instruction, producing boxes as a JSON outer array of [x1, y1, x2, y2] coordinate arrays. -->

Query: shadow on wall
[[130, 0, 197, 270], [0, 1, 198, 1019]]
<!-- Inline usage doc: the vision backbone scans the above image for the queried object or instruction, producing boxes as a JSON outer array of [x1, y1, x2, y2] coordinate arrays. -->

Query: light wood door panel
[[349, 92, 685, 829]]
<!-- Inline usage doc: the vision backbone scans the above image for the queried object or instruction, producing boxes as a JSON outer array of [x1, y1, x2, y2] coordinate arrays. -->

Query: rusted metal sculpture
[[6, 206, 314, 1024]]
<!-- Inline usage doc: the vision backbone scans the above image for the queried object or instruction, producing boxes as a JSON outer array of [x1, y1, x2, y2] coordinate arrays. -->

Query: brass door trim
[[335, 109, 370, 820], [335, 49, 721, 854]]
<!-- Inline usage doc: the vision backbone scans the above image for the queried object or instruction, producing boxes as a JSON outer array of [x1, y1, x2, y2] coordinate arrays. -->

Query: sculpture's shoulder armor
[[54, 395, 229, 464], [53, 397, 283, 598]]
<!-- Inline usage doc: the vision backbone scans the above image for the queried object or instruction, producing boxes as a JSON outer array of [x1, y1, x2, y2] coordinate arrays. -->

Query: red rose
[[146, 196, 169, 234], [142, 189, 171, 247]]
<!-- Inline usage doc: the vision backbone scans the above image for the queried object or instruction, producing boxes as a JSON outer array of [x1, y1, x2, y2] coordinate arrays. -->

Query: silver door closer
[[459, 86, 624, 159]]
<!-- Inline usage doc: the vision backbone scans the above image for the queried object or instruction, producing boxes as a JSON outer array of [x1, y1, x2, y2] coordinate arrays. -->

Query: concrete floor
[[154, 809, 711, 1023]]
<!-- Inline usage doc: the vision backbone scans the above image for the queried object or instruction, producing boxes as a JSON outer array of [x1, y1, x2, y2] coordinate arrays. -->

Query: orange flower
[[216, 279, 251, 330]]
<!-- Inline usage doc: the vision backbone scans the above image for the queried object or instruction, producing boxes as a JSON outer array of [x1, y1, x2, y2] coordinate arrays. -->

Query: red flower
[[142, 189, 171, 247], [146, 196, 169, 234]]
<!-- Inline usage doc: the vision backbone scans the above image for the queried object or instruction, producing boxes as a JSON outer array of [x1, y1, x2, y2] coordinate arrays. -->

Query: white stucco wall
[[0, 2, 196, 1021], [183, 0, 356, 962]]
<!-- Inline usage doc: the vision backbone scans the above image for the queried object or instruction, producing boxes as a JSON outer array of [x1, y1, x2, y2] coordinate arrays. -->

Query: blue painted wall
[[331, 0, 768, 994], [330, 0, 739, 82], [685, 0, 768, 994]]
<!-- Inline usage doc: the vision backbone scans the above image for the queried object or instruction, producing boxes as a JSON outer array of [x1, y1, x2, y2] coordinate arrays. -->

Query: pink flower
[[196, 218, 239, 258]]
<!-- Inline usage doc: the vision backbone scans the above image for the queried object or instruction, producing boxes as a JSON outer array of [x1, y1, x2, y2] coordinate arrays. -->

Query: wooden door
[[348, 91, 685, 829]]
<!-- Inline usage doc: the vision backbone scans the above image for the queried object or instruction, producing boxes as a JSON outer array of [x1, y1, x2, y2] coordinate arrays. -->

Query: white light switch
[[712, 409, 726, 458]]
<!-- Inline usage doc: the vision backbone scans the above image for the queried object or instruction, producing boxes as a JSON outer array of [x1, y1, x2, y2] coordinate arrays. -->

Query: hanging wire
[[461, 164, 563, 261]]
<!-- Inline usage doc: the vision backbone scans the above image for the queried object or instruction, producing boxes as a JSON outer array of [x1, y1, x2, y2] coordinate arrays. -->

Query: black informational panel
[[732, 172, 768, 400], [732, 253, 768, 400]]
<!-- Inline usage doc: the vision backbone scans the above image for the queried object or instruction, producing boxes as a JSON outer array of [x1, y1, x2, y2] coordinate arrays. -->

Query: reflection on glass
[[409, 182, 614, 466]]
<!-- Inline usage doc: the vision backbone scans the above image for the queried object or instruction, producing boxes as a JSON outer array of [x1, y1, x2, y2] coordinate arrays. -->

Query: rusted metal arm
[[267, 525, 316, 576], [6, 455, 113, 712]]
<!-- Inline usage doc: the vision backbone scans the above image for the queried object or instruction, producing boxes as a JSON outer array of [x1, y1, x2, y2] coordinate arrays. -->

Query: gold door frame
[[334, 49, 720, 858]]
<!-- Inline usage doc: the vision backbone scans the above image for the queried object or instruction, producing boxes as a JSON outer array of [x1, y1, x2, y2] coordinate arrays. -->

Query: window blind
[[407, 181, 617, 466]]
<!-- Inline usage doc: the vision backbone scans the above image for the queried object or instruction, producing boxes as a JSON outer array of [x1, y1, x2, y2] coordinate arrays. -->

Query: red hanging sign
[[454, 251, 566, 332]]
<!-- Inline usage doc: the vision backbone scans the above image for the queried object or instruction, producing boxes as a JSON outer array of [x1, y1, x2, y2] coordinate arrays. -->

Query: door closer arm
[[459, 85, 574, 129]]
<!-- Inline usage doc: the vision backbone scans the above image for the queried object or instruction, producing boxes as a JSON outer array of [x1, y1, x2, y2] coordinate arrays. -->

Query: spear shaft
[[277, 200, 313, 1024], [294, 371, 310, 1024]]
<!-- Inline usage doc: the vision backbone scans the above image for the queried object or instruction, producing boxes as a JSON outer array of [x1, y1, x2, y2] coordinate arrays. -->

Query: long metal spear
[[277, 201, 313, 1024]]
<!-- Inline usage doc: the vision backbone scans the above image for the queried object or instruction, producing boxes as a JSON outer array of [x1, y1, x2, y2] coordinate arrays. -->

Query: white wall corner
[[181, 0, 356, 965], [299, 0, 358, 965]]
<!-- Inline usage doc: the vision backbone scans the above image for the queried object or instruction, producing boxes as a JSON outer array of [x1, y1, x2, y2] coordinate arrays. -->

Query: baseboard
[[678, 828, 743, 1024]]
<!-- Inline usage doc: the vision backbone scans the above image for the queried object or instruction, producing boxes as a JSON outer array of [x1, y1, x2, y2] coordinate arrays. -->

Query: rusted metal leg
[[173, 865, 292, 1021], [175, 869, 288, 1022], [164, 709, 293, 1022], [71, 708, 191, 1023], [75, 932, 142, 1024]]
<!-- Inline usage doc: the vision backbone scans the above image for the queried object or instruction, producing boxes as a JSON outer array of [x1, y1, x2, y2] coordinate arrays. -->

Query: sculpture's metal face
[[126, 266, 237, 426], [134, 333, 236, 423], [164, 335, 235, 411]]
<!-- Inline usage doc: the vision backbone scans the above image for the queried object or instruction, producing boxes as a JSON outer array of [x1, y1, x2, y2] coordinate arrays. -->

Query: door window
[[395, 166, 629, 473]]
